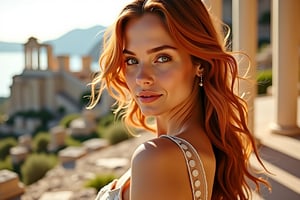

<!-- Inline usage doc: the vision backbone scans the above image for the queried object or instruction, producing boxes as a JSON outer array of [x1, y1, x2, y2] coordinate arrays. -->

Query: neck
[[156, 90, 203, 137]]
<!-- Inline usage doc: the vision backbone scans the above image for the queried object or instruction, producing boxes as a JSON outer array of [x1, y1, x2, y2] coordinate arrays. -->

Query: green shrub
[[71, 132, 99, 143], [59, 113, 81, 128], [98, 112, 115, 127], [65, 135, 82, 147], [33, 132, 50, 153], [85, 174, 116, 191], [257, 69, 272, 95], [0, 156, 13, 170], [21, 153, 57, 185], [96, 112, 115, 138], [0, 138, 17, 160], [80, 91, 92, 108], [104, 122, 131, 145]]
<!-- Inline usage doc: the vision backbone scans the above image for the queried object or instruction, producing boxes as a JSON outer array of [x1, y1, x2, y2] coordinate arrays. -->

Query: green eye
[[126, 58, 138, 65], [157, 55, 171, 63]]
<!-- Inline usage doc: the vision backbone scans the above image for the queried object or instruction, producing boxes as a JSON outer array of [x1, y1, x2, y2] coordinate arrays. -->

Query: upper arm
[[130, 138, 193, 200]]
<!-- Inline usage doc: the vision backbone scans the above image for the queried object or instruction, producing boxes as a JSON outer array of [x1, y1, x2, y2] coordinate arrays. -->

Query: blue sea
[[0, 51, 98, 98]]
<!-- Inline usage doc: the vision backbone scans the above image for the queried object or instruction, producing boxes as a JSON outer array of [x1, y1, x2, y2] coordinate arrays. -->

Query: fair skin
[[120, 14, 216, 200]]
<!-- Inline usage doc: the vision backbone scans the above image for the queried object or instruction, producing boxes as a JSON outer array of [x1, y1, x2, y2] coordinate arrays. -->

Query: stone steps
[[251, 96, 300, 200], [251, 135, 300, 200]]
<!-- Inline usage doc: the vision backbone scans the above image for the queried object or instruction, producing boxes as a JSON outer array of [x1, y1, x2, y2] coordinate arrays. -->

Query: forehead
[[124, 13, 175, 48]]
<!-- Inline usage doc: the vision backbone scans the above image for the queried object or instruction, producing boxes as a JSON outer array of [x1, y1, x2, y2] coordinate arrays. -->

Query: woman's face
[[123, 13, 198, 117]]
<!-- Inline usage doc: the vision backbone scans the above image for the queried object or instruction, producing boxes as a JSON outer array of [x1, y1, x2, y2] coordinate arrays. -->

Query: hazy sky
[[0, 0, 133, 43]]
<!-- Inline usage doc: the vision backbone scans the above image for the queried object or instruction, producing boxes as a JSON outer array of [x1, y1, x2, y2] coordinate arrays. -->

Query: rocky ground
[[21, 132, 154, 200]]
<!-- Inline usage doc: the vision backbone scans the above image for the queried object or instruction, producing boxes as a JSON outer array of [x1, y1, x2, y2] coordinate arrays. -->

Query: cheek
[[159, 68, 193, 85], [125, 72, 136, 91], [162, 70, 196, 97]]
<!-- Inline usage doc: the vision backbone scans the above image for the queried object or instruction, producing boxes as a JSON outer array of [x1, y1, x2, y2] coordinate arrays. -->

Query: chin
[[140, 109, 161, 117]]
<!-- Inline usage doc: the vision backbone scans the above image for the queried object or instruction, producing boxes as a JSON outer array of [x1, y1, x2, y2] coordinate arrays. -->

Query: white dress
[[95, 135, 208, 200]]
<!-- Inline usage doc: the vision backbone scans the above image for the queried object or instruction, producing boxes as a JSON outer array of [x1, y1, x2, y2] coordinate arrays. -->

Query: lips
[[136, 91, 162, 103]]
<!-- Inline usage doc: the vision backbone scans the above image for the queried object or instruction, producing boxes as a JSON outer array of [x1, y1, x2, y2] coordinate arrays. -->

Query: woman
[[88, 0, 270, 199]]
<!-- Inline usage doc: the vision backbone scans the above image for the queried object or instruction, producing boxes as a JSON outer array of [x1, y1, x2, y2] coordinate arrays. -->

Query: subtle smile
[[137, 91, 163, 104]]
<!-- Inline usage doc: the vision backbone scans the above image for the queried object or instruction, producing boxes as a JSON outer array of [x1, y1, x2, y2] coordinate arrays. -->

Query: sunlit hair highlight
[[88, 0, 270, 199]]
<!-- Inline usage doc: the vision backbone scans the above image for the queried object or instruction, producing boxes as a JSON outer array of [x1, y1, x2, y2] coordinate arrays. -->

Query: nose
[[136, 64, 154, 86]]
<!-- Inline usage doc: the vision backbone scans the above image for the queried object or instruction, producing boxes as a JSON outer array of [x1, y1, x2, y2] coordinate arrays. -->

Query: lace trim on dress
[[160, 135, 208, 200], [95, 170, 130, 200]]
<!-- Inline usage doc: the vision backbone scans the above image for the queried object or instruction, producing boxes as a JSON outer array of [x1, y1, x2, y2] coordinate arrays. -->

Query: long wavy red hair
[[88, 0, 270, 199]]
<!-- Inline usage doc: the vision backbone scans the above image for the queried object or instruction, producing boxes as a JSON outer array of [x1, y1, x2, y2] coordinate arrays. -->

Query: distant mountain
[[88, 33, 104, 62], [0, 25, 106, 58], [46, 25, 106, 56], [0, 41, 22, 52]]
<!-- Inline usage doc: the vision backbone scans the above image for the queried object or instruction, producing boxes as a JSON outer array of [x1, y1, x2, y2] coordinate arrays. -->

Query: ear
[[195, 64, 204, 77]]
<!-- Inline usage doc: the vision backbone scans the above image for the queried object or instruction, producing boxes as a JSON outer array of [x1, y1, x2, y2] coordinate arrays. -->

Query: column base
[[270, 123, 300, 136]]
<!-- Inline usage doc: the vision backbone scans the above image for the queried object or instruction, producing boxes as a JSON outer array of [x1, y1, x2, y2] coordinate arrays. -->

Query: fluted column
[[24, 46, 28, 70], [37, 47, 41, 70], [232, 0, 257, 133], [271, 0, 300, 135]]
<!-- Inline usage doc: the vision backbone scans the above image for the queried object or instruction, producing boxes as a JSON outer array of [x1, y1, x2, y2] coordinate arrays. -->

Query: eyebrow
[[123, 45, 177, 55]]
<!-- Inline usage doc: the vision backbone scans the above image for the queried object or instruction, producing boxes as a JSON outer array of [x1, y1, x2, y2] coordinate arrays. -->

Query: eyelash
[[125, 57, 138, 65], [155, 55, 171, 63], [124, 54, 172, 66]]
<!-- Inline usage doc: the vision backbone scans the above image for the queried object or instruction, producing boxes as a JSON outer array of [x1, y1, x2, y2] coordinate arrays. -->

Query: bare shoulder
[[132, 137, 179, 163], [131, 137, 184, 178], [130, 137, 193, 200]]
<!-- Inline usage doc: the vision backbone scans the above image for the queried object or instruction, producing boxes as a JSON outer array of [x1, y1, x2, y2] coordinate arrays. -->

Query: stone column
[[232, 0, 257, 133], [46, 45, 57, 71], [37, 46, 41, 70], [57, 55, 70, 72], [28, 48, 32, 70], [32, 47, 39, 70], [81, 56, 92, 75], [271, 0, 300, 135]]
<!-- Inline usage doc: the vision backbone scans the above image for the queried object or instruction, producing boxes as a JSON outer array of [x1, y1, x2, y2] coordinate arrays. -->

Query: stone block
[[0, 170, 24, 200], [39, 191, 73, 200], [10, 146, 28, 164], [58, 146, 87, 164], [83, 138, 109, 152], [49, 126, 66, 151]]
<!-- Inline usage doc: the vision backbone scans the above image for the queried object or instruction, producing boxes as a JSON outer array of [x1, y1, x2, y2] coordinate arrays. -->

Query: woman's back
[[96, 130, 215, 200]]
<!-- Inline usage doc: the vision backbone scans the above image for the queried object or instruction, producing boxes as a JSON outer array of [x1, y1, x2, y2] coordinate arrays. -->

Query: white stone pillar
[[24, 46, 28, 69], [28, 48, 32, 70], [37, 47, 41, 70], [81, 56, 92, 75], [46, 45, 57, 71], [232, 0, 257, 133], [271, 0, 300, 135]]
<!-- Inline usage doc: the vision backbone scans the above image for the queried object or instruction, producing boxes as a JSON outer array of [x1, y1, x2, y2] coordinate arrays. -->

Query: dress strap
[[160, 135, 208, 200]]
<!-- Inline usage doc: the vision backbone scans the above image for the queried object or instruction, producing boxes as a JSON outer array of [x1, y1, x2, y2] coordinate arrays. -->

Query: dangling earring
[[196, 64, 204, 87], [199, 74, 203, 87]]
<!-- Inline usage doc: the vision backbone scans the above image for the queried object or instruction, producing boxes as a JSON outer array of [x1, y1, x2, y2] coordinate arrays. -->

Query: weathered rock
[[20, 132, 154, 200], [0, 169, 25, 200]]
